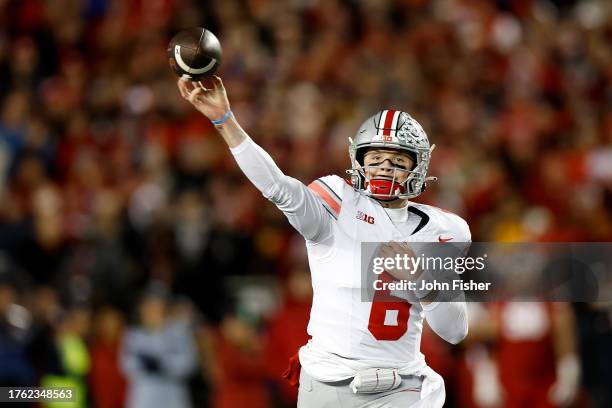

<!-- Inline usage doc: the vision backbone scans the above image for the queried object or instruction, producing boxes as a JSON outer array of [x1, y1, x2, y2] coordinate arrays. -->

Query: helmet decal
[[395, 112, 428, 147]]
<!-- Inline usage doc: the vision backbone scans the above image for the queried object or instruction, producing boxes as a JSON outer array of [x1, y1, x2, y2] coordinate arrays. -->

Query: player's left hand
[[375, 241, 418, 281]]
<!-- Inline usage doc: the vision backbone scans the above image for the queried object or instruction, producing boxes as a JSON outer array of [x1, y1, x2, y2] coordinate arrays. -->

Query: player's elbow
[[429, 309, 469, 344], [426, 301, 469, 345], [264, 176, 299, 206], [448, 327, 468, 344], [441, 317, 468, 345]]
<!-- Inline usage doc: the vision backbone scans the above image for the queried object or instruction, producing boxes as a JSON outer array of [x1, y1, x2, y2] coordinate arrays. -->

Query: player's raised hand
[[177, 76, 230, 122]]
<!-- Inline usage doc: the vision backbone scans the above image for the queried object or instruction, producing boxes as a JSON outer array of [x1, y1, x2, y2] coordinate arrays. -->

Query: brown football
[[167, 28, 222, 81]]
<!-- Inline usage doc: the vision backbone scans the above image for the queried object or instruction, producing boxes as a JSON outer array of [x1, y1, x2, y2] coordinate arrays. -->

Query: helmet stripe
[[382, 109, 396, 136], [376, 110, 388, 136], [390, 110, 400, 137]]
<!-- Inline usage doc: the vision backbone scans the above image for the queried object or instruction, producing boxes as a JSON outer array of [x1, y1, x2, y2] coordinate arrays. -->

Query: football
[[167, 27, 222, 81]]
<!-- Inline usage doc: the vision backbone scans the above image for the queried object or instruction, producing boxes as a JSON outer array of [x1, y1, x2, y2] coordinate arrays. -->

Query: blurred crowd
[[0, 0, 611, 407]]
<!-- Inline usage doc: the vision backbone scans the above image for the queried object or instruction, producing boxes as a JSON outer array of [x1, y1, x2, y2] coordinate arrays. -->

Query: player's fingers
[[386, 242, 399, 254], [178, 79, 190, 98], [212, 75, 224, 90], [187, 87, 204, 103], [389, 241, 402, 253], [395, 241, 412, 253], [187, 87, 197, 100], [184, 80, 200, 97], [397, 241, 410, 252], [197, 81, 210, 91], [380, 246, 393, 260]]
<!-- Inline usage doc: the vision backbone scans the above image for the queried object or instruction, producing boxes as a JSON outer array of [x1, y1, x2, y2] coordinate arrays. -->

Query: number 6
[[367, 272, 411, 340]]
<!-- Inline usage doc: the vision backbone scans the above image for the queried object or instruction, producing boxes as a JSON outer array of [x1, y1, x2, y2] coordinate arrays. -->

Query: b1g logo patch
[[357, 211, 375, 225]]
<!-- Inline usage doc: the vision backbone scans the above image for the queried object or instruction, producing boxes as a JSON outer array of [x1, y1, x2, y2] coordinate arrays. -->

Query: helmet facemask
[[351, 150, 431, 201]]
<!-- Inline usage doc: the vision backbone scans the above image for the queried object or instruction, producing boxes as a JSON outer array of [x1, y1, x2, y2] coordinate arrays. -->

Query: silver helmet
[[347, 110, 436, 200]]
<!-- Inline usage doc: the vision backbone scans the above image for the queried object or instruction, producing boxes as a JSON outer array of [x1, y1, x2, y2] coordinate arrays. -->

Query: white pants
[[297, 369, 445, 408]]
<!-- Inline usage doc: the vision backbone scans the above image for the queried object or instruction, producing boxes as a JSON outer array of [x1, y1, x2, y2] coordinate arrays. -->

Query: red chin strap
[[365, 179, 406, 201]]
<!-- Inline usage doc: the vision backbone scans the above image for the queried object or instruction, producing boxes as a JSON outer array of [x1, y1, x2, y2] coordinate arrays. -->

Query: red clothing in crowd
[[89, 340, 127, 408], [265, 298, 312, 405], [497, 302, 557, 408], [212, 332, 270, 408]]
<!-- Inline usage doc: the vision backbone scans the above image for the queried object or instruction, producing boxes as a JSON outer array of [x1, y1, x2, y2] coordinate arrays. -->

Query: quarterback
[[178, 77, 470, 407]]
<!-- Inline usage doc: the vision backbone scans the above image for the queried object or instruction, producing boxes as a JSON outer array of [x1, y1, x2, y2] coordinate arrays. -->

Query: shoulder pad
[[307, 175, 346, 220], [413, 204, 471, 242]]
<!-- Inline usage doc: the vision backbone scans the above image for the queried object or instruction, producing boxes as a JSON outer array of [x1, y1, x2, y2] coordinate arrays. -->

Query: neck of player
[[378, 198, 409, 209]]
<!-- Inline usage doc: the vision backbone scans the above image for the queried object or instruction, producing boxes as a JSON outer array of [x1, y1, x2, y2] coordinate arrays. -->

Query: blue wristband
[[211, 110, 232, 125]]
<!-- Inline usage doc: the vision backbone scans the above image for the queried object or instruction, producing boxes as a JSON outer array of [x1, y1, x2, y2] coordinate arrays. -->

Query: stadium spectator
[[265, 268, 312, 407], [40, 304, 92, 408], [120, 283, 197, 408], [89, 305, 127, 408], [212, 312, 270, 408], [0, 278, 35, 387]]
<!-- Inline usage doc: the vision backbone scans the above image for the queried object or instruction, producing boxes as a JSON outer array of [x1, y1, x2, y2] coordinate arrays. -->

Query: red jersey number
[[367, 272, 411, 340]]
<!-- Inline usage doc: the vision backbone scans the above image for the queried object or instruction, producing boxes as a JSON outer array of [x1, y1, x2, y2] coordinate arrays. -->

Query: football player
[[178, 77, 470, 407]]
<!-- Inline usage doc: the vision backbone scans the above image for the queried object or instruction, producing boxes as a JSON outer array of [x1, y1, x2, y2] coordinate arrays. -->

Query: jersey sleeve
[[307, 175, 346, 221], [422, 209, 471, 344], [230, 137, 334, 242], [422, 301, 469, 344]]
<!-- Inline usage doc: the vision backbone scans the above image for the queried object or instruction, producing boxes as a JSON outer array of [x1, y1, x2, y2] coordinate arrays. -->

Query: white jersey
[[300, 175, 470, 381], [229, 137, 470, 386]]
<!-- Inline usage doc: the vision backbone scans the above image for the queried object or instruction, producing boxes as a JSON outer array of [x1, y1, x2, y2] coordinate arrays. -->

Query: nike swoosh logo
[[438, 236, 453, 242]]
